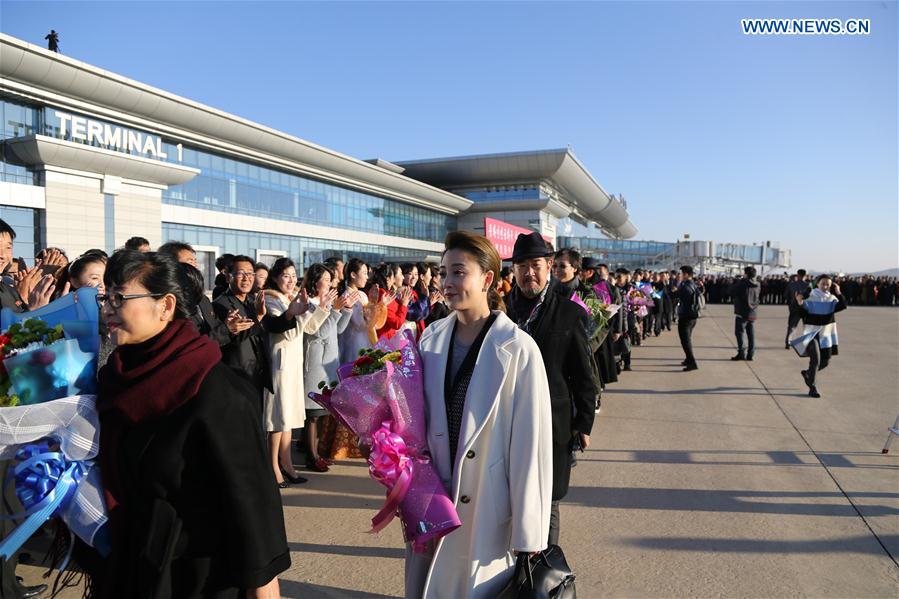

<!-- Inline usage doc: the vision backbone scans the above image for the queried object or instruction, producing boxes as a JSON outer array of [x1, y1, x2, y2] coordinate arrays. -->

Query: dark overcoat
[[85, 362, 290, 597], [510, 282, 597, 500]]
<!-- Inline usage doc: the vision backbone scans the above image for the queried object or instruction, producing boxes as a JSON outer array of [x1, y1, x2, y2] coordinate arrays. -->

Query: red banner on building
[[483, 217, 552, 260]]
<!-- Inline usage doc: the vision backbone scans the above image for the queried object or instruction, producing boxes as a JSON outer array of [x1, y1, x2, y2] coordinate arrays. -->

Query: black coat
[[0, 282, 26, 312], [191, 295, 231, 346], [211, 290, 295, 393], [85, 362, 290, 597], [509, 282, 597, 500], [728, 277, 760, 319]]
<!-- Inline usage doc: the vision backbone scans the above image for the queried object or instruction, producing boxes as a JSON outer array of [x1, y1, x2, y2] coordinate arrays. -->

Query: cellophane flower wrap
[[0, 288, 100, 406], [0, 288, 108, 564], [626, 287, 655, 319], [571, 287, 621, 349], [309, 330, 461, 551]]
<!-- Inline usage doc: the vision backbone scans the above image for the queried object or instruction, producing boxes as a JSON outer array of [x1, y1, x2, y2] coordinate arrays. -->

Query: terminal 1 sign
[[50, 110, 173, 160], [484, 217, 553, 260]]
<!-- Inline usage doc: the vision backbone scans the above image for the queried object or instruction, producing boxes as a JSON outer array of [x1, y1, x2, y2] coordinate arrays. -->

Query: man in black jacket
[[507, 232, 596, 546], [728, 266, 760, 361], [674, 265, 701, 371], [212, 255, 303, 414]]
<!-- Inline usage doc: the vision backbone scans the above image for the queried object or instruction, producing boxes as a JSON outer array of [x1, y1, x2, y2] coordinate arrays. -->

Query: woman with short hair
[[87, 249, 289, 597], [301, 263, 354, 472]]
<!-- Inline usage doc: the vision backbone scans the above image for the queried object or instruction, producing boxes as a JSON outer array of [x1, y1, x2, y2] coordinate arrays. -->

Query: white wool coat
[[405, 311, 552, 599]]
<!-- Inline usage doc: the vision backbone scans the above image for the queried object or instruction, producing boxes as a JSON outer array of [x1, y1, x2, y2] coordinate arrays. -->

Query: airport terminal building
[[0, 33, 636, 287]]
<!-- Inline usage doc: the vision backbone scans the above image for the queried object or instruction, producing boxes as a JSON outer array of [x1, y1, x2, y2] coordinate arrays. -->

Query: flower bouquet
[[309, 330, 462, 552], [571, 287, 621, 349], [0, 288, 100, 407], [0, 288, 108, 564], [626, 287, 655, 318]]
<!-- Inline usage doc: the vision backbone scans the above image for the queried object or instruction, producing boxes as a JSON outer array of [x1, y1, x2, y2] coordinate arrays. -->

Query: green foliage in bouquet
[[0, 319, 67, 406]]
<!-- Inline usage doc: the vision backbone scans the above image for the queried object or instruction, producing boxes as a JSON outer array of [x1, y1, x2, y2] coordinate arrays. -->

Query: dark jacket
[[728, 277, 760, 319], [508, 281, 597, 500], [191, 295, 231, 346], [676, 279, 701, 319], [86, 362, 290, 597], [787, 279, 812, 311], [0, 282, 27, 313], [211, 290, 295, 393]]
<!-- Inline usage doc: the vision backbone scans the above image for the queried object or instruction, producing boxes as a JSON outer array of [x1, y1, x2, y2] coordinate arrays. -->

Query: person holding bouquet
[[406, 231, 552, 599], [84, 249, 289, 597]]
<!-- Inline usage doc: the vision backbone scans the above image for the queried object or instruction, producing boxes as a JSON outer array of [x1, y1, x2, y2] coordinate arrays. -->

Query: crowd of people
[[699, 273, 898, 307], [0, 216, 858, 598]]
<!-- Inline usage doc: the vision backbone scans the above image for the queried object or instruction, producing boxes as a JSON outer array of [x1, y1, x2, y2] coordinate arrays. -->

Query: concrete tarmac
[[17, 304, 899, 597]]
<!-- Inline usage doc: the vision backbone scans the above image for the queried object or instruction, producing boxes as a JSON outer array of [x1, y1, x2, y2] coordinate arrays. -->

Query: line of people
[[0, 215, 851, 598], [701, 272, 897, 307]]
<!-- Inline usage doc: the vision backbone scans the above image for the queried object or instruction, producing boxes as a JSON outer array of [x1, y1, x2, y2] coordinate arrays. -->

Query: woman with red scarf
[[81, 250, 288, 598]]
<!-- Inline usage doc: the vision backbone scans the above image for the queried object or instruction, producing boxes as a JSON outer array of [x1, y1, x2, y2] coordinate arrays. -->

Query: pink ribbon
[[368, 421, 420, 533]]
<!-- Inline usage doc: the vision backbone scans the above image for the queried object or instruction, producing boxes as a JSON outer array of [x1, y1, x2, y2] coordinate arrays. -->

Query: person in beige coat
[[406, 231, 553, 599], [262, 257, 332, 487]]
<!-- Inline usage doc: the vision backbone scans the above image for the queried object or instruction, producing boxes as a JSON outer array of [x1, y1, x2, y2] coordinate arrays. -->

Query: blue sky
[[2, 1, 896, 272]]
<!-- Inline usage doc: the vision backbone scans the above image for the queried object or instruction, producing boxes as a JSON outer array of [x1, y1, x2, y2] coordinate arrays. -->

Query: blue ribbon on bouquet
[[0, 442, 89, 565]]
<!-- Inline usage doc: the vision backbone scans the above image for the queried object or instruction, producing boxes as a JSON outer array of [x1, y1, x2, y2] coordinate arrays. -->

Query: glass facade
[[457, 186, 541, 203], [36, 104, 454, 242], [1, 96, 457, 244], [0, 97, 41, 186], [0, 206, 41, 261], [163, 146, 454, 242], [162, 223, 422, 274]]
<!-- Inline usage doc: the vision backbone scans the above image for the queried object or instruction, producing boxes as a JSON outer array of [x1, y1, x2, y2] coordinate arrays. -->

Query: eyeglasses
[[96, 292, 165, 309], [233, 271, 255, 279]]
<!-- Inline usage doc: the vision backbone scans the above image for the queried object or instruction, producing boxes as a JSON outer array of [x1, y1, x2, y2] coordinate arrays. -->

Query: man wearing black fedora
[[506, 232, 596, 547]]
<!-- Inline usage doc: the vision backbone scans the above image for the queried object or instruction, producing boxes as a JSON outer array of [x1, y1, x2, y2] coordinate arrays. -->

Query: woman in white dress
[[302, 263, 356, 472], [262, 257, 330, 487], [406, 231, 552, 599]]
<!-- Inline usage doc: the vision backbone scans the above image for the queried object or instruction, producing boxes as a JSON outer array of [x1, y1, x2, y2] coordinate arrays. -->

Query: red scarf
[[97, 319, 222, 513]]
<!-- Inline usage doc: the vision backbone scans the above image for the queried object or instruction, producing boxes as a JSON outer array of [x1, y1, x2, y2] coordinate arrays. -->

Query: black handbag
[[497, 544, 577, 599]]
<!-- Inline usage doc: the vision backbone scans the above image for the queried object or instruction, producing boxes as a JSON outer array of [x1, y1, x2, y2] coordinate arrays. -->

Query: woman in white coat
[[262, 257, 331, 487], [406, 231, 553, 599]]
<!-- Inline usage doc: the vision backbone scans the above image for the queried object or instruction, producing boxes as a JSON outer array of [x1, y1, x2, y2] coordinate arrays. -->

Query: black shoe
[[683, 364, 699, 372], [731, 353, 745, 361], [623, 365, 632, 372], [280, 465, 308, 484], [277, 480, 290, 489], [680, 360, 688, 366], [785, 344, 790, 350], [746, 355, 753, 361], [808, 386, 821, 398], [21, 584, 48, 599], [800, 370, 811, 388]]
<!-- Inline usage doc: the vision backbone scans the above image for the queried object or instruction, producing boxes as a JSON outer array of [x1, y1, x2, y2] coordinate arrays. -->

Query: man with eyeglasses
[[212, 255, 301, 415]]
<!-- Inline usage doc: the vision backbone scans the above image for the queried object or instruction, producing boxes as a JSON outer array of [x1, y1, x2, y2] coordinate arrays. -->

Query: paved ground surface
[[18, 304, 899, 597]]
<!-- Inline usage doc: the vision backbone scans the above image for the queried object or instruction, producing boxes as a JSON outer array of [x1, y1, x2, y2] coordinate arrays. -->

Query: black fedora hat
[[581, 257, 601, 271], [511, 232, 553, 263]]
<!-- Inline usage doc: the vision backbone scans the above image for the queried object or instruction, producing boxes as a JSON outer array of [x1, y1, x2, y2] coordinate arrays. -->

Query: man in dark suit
[[212, 255, 301, 414], [506, 232, 596, 547]]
